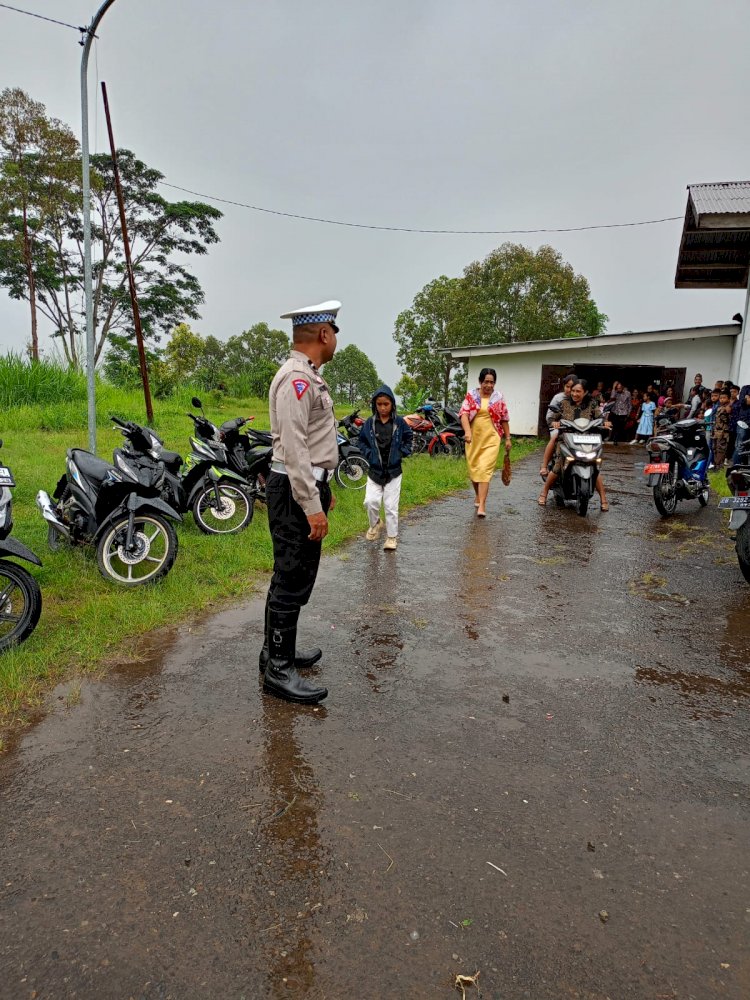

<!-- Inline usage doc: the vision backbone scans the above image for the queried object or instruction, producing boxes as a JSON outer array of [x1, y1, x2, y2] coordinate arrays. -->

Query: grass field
[[0, 390, 542, 741]]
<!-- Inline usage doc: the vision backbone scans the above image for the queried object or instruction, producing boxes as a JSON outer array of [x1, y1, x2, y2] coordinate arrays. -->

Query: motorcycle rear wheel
[[0, 560, 42, 652], [736, 522, 750, 585], [653, 468, 678, 517], [335, 456, 369, 489], [97, 514, 178, 586], [192, 482, 253, 534]]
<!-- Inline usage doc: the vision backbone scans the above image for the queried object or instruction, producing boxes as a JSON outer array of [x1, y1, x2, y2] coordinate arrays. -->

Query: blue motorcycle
[[644, 418, 710, 517]]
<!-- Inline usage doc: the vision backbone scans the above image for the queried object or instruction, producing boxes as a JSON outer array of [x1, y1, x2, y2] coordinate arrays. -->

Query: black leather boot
[[258, 598, 322, 673], [262, 609, 328, 704]]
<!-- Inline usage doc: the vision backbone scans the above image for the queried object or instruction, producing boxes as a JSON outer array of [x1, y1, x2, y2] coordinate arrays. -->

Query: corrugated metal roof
[[689, 181, 750, 218]]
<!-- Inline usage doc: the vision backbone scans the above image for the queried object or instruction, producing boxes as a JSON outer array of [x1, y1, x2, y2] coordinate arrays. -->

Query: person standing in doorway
[[358, 385, 413, 551], [609, 381, 632, 445], [258, 300, 341, 705], [459, 368, 511, 518]]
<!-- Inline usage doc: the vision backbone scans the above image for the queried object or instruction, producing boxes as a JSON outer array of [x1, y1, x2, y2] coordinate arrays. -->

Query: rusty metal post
[[100, 81, 154, 423]]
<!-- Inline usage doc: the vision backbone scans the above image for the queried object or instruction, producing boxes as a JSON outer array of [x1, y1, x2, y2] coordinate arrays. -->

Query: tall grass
[[0, 354, 88, 409]]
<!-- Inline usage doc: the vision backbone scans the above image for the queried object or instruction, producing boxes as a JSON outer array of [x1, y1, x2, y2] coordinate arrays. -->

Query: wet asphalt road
[[0, 447, 748, 1000]]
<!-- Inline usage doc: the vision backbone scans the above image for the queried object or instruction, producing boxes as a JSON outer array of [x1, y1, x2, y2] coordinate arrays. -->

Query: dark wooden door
[[538, 365, 575, 436], [662, 367, 686, 403]]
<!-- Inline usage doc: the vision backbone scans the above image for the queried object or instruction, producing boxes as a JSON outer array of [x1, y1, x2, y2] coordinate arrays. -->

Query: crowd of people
[[589, 372, 750, 468]]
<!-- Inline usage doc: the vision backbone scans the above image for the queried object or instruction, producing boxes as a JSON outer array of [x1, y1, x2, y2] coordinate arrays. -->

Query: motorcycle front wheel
[[653, 467, 678, 517], [575, 479, 592, 517], [736, 522, 750, 585], [335, 456, 369, 489], [192, 482, 253, 534], [0, 560, 42, 651], [97, 514, 178, 586]]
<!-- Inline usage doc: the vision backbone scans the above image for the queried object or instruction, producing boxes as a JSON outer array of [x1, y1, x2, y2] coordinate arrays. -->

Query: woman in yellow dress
[[458, 368, 512, 517]]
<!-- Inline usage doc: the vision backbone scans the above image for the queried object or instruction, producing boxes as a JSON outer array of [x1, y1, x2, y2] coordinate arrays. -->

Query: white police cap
[[280, 300, 341, 328]]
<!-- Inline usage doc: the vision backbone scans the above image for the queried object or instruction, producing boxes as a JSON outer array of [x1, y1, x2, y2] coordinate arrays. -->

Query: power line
[[0, 2, 85, 31], [158, 180, 683, 235]]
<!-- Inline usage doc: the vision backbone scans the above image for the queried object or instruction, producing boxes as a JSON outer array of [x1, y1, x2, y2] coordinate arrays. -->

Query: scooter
[[644, 417, 710, 517], [718, 419, 750, 584], [0, 441, 43, 651], [37, 447, 181, 587], [550, 416, 605, 517]]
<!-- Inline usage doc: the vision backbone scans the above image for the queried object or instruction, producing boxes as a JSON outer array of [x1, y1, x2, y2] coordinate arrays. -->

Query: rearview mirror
[[191, 397, 202, 408]]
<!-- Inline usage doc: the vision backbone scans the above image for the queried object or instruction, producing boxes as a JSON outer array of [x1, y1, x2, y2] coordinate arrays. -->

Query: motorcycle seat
[[674, 419, 700, 429], [69, 449, 115, 484], [160, 449, 183, 471]]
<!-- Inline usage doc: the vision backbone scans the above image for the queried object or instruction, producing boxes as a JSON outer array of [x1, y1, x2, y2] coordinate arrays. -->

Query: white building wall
[[464, 337, 736, 436]]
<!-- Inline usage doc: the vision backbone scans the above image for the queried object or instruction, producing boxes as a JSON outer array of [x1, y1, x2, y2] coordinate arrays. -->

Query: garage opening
[[537, 364, 686, 436]]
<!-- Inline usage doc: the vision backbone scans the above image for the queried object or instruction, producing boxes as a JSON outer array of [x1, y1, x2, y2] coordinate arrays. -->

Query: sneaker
[[365, 520, 383, 541], [628, 439, 638, 445], [383, 536, 398, 551]]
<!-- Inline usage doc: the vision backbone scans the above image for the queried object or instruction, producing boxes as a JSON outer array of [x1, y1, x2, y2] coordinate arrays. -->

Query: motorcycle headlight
[[575, 451, 596, 460]]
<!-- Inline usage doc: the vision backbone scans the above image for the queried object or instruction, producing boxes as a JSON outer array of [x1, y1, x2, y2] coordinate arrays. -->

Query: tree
[[459, 243, 606, 344], [164, 322, 205, 381], [223, 322, 289, 372], [194, 334, 227, 390], [393, 276, 466, 402], [0, 93, 223, 369], [0, 88, 80, 360], [222, 322, 289, 398], [323, 344, 380, 405]]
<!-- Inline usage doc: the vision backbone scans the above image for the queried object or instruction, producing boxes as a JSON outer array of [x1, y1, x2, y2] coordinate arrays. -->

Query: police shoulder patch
[[291, 378, 310, 400]]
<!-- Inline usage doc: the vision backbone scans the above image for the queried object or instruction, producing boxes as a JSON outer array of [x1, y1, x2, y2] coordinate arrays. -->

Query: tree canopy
[[323, 343, 380, 405], [393, 243, 607, 401], [0, 89, 223, 368]]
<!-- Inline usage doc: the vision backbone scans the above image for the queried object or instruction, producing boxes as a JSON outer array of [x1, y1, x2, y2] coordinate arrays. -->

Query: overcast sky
[[1, 0, 749, 385]]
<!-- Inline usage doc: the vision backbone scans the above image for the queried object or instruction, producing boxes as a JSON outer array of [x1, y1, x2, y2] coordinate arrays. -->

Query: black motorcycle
[[111, 413, 262, 535], [334, 431, 369, 489], [719, 419, 750, 584], [188, 397, 272, 511], [0, 441, 43, 651], [36, 446, 181, 587], [549, 416, 605, 517], [644, 418, 710, 517]]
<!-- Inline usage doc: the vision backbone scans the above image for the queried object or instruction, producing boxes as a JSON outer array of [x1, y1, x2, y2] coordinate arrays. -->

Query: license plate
[[571, 434, 600, 445], [0, 466, 14, 486], [719, 495, 750, 509], [644, 463, 669, 475]]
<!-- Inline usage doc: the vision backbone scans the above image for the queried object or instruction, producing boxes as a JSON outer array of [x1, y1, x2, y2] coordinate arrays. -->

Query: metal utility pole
[[80, 0, 118, 454], [100, 82, 154, 423]]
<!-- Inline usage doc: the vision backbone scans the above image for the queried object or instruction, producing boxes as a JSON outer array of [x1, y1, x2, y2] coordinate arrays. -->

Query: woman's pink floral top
[[459, 388, 509, 436]]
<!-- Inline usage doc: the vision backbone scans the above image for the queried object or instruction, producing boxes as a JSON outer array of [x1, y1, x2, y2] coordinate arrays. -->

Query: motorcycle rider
[[537, 379, 611, 510], [539, 373, 576, 480]]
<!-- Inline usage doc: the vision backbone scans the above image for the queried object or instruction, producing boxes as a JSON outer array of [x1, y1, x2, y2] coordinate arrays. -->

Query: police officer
[[259, 301, 341, 703]]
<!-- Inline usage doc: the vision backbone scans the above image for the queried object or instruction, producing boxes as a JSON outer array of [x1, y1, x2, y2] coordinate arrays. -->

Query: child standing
[[635, 391, 656, 444], [358, 385, 413, 551], [711, 388, 732, 467]]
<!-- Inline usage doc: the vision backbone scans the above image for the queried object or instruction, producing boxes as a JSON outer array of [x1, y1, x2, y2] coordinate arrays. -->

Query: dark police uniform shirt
[[269, 350, 338, 516]]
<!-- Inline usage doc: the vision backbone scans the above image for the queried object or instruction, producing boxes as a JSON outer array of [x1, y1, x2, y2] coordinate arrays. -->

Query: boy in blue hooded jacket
[[357, 384, 413, 550]]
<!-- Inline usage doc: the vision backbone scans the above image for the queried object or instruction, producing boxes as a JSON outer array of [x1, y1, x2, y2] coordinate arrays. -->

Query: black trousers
[[611, 413, 627, 443], [266, 472, 331, 615]]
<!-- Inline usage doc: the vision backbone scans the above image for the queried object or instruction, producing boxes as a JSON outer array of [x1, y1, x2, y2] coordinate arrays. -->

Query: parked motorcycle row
[[2, 402, 748, 653], [644, 414, 750, 583]]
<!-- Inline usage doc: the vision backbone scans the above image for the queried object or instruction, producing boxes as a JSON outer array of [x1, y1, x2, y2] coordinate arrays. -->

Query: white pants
[[364, 475, 402, 537]]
